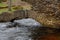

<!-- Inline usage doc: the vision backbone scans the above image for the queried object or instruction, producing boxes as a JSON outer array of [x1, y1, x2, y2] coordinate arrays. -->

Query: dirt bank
[[22, 0, 60, 28]]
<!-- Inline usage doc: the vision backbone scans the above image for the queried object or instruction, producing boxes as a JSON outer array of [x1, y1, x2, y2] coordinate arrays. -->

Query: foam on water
[[0, 18, 41, 40]]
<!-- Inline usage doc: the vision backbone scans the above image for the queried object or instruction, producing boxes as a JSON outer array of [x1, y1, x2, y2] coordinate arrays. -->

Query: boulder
[[0, 10, 27, 22], [0, 12, 14, 22], [13, 10, 25, 19]]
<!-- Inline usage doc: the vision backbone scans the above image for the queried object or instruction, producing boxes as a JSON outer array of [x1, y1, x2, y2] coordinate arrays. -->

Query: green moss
[[0, 3, 7, 7], [0, 7, 16, 14], [0, 6, 24, 14]]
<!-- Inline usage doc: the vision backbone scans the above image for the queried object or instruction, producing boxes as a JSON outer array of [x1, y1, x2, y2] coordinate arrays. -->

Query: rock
[[0, 22, 18, 30], [31, 27, 60, 40], [0, 12, 14, 22], [6, 22, 17, 28], [13, 10, 25, 19], [13, 10, 29, 19], [0, 10, 28, 22]]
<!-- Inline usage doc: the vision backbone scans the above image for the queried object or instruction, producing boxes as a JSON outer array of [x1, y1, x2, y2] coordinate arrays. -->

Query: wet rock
[[6, 22, 17, 28], [0, 22, 18, 30]]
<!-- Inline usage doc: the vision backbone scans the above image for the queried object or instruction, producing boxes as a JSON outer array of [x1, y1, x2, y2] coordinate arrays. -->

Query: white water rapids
[[0, 18, 41, 40]]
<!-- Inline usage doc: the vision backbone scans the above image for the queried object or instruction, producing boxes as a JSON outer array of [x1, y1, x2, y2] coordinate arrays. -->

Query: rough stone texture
[[0, 10, 27, 22], [0, 12, 14, 22], [22, 0, 60, 28], [13, 10, 25, 19]]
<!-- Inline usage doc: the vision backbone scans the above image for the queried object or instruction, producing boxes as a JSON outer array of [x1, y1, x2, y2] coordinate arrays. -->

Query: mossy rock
[[13, 10, 26, 19], [0, 12, 14, 22], [13, 6, 23, 10], [0, 10, 27, 22]]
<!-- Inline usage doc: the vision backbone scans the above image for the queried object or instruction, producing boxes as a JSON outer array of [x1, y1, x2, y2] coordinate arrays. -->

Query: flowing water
[[0, 18, 41, 40]]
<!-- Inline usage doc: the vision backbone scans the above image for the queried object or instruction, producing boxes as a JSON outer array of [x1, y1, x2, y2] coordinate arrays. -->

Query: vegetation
[[0, 8, 15, 14], [0, 3, 7, 7], [0, 0, 32, 13], [0, 0, 7, 3]]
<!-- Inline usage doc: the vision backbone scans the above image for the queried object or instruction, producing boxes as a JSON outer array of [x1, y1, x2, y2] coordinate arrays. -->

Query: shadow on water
[[31, 27, 60, 40]]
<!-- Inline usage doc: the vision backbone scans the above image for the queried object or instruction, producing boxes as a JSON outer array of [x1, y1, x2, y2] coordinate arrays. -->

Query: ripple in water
[[0, 18, 41, 40]]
